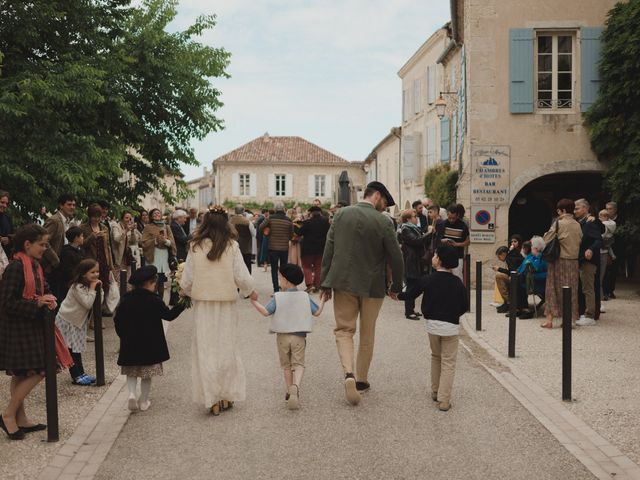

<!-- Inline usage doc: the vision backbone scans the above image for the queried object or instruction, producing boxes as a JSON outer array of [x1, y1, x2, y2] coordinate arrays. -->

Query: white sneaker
[[139, 400, 151, 411], [599, 306, 606, 313], [576, 316, 596, 326]]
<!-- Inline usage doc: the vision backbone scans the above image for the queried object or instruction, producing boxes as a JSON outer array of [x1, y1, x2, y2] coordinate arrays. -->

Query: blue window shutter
[[509, 28, 534, 113], [581, 27, 604, 113], [440, 117, 450, 163]]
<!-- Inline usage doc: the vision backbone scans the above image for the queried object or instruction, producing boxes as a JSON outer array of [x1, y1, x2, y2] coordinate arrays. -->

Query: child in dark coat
[[114, 265, 185, 412]]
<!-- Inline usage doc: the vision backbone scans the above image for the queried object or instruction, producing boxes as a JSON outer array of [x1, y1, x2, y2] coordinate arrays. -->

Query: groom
[[320, 182, 404, 405]]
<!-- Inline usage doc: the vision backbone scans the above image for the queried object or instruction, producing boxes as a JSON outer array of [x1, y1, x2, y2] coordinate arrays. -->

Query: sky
[[172, 0, 451, 181]]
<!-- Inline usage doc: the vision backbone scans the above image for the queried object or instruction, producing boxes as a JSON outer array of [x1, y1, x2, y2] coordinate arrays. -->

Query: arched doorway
[[509, 171, 606, 240]]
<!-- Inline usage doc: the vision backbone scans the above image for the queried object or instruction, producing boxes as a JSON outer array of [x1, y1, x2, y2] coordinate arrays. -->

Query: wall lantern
[[435, 91, 458, 119]]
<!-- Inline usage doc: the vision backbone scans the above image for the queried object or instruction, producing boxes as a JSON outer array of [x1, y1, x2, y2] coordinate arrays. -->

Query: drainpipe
[[392, 127, 402, 208]]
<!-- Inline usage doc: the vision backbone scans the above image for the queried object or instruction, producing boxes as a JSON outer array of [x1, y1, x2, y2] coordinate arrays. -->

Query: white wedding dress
[[180, 242, 254, 408]]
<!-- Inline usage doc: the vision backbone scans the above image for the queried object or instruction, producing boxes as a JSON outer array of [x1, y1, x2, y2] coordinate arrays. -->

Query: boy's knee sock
[[139, 378, 152, 403], [127, 376, 138, 398]]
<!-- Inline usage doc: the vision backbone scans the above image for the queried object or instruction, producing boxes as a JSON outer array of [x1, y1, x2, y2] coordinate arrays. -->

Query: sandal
[[220, 400, 234, 411], [405, 313, 420, 320], [211, 403, 221, 416], [540, 322, 553, 329]]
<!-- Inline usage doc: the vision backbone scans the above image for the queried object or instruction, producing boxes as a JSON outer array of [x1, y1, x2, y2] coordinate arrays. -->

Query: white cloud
[[171, 0, 451, 179]]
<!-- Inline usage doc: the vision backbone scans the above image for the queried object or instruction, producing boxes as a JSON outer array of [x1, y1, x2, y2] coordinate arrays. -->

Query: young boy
[[51, 226, 85, 302], [251, 263, 325, 410], [399, 245, 468, 411]]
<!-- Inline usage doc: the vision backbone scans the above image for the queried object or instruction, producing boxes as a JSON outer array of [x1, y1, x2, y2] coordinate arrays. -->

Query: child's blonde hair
[[598, 209, 609, 220]]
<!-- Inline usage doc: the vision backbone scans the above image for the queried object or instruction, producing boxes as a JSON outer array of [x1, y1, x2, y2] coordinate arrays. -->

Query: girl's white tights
[[127, 376, 152, 403]]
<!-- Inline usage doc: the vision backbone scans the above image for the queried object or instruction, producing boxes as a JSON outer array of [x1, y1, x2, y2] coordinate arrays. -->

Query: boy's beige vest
[[190, 240, 238, 302]]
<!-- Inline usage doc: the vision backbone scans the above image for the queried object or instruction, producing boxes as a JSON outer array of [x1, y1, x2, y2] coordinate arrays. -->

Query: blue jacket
[[517, 253, 548, 281]]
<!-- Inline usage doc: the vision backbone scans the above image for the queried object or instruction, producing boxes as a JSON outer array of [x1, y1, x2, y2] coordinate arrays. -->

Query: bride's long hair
[[189, 207, 237, 261]]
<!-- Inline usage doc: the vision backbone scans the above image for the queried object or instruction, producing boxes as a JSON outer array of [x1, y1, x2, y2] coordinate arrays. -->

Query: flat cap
[[128, 265, 158, 286], [366, 181, 395, 207]]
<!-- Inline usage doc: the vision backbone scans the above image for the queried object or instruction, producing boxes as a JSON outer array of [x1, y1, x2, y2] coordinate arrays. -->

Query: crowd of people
[[0, 183, 627, 441]]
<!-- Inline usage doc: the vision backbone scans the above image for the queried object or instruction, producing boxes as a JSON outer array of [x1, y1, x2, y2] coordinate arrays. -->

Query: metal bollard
[[562, 286, 572, 401], [475, 260, 482, 331], [43, 309, 59, 442], [140, 256, 146, 267], [465, 254, 471, 312], [93, 285, 105, 386], [119, 269, 127, 297], [508, 272, 518, 358], [130, 258, 137, 274]]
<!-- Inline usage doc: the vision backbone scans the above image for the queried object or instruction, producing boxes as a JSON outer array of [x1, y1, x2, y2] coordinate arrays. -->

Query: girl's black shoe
[[0, 416, 25, 440]]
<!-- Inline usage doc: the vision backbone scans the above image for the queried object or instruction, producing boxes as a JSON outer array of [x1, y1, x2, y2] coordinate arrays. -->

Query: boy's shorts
[[276, 333, 306, 369]]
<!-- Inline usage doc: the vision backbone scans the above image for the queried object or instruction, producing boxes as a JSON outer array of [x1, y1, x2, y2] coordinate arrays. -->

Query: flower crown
[[208, 205, 227, 216]]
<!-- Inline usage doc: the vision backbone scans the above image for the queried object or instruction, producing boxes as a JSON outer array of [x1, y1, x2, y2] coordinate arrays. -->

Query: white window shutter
[[402, 135, 417, 181], [285, 174, 293, 197], [232, 173, 239, 197], [325, 175, 333, 199], [268, 173, 275, 197], [308, 174, 315, 198], [414, 79, 421, 113], [249, 173, 257, 197]]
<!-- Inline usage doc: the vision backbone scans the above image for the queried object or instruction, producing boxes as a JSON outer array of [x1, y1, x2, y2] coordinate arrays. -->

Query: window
[[275, 174, 286, 197], [239, 173, 250, 196], [314, 175, 326, 197], [536, 33, 574, 110]]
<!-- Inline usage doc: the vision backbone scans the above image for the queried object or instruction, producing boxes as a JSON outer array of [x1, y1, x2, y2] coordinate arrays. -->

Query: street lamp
[[435, 91, 457, 119]]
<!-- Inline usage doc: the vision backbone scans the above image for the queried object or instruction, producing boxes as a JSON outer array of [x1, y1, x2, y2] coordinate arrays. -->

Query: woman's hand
[[90, 279, 102, 290], [38, 294, 58, 310]]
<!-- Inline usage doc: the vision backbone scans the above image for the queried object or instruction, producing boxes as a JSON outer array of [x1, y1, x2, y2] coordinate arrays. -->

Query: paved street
[[94, 269, 593, 480]]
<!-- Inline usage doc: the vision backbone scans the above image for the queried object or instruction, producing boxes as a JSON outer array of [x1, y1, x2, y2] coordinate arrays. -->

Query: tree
[[0, 0, 230, 222], [585, 1, 640, 245], [423, 164, 458, 208]]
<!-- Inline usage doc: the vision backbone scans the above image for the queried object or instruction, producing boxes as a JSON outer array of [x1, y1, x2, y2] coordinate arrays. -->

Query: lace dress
[[179, 242, 254, 408]]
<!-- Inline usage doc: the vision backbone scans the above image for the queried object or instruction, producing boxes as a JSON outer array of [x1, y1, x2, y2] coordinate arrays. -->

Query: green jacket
[[320, 202, 404, 298]]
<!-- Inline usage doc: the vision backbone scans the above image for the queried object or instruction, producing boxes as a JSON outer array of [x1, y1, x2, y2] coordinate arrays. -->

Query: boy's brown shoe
[[438, 401, 451, 411], [287, 385, 299, 410], [431, 391, 438, 401], [344, 374, 361, 405]]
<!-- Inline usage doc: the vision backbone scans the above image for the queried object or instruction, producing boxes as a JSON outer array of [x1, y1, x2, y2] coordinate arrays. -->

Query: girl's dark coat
[[114, 289, 184, 366]]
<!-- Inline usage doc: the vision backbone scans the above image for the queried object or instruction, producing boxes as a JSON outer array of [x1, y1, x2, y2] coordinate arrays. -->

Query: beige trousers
[[428, 334, 459, 404], [333, 290, 384, 382], [579, 262, 597, 318], [495, 272, 510, 303]]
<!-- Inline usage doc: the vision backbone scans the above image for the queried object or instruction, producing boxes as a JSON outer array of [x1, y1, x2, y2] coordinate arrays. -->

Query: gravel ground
[[0, 315, 122, 480], [95, 269, 594, 480], [463, 280, 640, 466]]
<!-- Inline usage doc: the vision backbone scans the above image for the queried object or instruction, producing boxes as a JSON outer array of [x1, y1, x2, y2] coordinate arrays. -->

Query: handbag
[[541, 218, 561, 263], [55, 326, 75, 370]]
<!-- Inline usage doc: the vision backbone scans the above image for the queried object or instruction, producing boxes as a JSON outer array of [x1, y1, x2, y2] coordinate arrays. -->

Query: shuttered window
[[580, 27, 604, 112], [509, 29, 535, 113], [536, 33, 575, 110], [440, 117, 450, 164]]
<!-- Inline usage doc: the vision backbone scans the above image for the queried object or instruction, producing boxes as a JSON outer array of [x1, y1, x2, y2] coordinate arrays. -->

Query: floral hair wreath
[[208, 204, 227, 216]]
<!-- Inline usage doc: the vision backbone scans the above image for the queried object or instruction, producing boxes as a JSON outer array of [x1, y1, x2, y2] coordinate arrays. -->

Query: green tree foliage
[[585, 1, 640, 244], [0, 0, 230, 222], [423, 165, 458, 207]]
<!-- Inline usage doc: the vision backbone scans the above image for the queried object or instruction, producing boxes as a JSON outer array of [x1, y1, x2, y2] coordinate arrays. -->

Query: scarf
[[13, 252, 45, 300], [401, 222, 422, 235], [13, 252, 74, 370], [152, 220, 165, 227]]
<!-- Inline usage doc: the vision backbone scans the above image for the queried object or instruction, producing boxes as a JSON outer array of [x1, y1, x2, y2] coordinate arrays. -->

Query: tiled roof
[[213, 134, 353, 165]]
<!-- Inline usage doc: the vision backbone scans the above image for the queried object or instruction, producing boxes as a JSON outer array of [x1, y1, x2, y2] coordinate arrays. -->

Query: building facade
[[398, 27, 453, 209], [364, 127, 401, 209], [183, 167, 215, 212], [446, 0, 615, 270], [212, 134, 365, 206]]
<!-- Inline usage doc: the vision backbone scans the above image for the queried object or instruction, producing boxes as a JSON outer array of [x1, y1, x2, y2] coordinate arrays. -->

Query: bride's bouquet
[[171, 262, 192, 308]]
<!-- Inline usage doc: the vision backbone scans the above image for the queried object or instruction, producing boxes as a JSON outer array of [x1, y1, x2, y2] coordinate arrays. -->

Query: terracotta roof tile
[[213, 134, 353, 165]]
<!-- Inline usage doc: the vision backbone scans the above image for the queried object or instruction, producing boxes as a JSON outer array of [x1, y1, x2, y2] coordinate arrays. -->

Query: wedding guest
[[0, 190, 14, 258], [141, 208, 176, 299], [170, 210, 189, 262]]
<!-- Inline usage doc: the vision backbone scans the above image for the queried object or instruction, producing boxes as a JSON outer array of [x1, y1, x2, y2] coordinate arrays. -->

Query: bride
[[180, 205, 257, 415]]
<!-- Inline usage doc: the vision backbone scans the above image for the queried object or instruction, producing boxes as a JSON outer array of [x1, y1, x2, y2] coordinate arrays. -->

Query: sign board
[[471, 145, 510, 204], [470, 205, 496, 231], [470, 231, 496, 244]]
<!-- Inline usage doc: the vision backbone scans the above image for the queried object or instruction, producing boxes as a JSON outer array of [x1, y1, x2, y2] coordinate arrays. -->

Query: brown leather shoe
[[344, 374, 361, 405]]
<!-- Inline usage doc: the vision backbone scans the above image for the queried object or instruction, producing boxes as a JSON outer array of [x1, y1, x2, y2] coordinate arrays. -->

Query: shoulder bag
[[541, 218, 561, 263]]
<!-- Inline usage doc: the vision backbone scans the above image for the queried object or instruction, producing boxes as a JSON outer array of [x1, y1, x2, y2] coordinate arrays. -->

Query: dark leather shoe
[[356, 381, 370, 392], [0, 416, 25, 440], [496, 304, 509, 313], [19, 423, 47, 433]]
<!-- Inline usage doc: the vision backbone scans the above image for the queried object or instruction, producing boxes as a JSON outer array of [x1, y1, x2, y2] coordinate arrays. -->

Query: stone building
[[183, 167, 215, 212], [212, 133, 365, 206], [397, 27, 454, 209], [394, 0, 616, 271], [363, 127, 401, 208]]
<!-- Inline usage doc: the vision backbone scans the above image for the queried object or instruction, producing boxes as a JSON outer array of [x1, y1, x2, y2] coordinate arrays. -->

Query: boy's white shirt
[[269, 291, 314, 334]]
